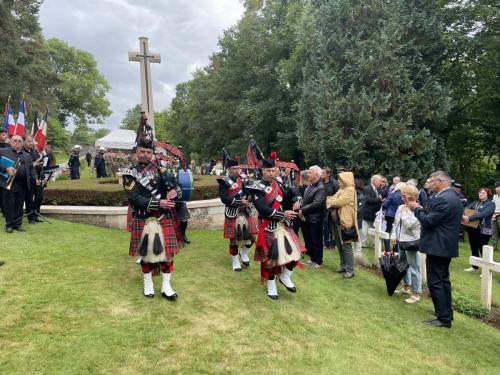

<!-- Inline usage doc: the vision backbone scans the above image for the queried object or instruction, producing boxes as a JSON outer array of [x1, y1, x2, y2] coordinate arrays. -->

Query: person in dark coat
[[0, 129, 8, 216], [361, 174, 383, 247], [300, 166, 327, 268], [417, 178, 432, 212], [408, 171, 463, 328], [85, 151, 92, 167], [68, 145, 81, 180], [463, 188, 495, 272], [23, 135, 41, 224], [382, 182, 404, 251], [0, 135, 36, 232], [321, 167, 339, 249], [94, 147, 108, 178]]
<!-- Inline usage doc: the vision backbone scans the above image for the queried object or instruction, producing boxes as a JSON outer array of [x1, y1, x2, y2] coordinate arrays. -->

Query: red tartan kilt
[[223, 212, 258, 239], [254, 223, 305, 262], [129, 212, 183, 257]]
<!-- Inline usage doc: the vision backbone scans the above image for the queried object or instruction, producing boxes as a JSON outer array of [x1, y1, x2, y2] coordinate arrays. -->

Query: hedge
[[43, 185, 219, 206]]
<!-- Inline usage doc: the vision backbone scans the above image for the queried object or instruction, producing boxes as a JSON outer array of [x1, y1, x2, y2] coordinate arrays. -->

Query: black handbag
[[398, 240, 420, 252], [341, 226, 358, 242]]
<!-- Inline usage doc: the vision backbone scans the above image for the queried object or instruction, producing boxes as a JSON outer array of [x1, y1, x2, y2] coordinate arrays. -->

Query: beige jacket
[[325, 172, 359, 243]]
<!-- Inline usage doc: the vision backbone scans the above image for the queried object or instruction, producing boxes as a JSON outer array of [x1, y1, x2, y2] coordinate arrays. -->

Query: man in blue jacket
[[408, 171, 463, 328]]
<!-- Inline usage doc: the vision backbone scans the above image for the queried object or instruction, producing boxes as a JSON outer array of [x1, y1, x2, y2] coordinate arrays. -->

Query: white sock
[[232, 255, 241, 270], [267, 279, 278, 297], [279, 268, 294, 288], [161, 272, 175, 296], [143, 272, 154, 296], [240, 247, 250, 263]]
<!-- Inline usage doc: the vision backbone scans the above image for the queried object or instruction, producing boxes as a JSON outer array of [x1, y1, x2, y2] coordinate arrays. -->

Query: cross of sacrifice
[[128, 36, 161, 135], [469, 245, 500, 310]]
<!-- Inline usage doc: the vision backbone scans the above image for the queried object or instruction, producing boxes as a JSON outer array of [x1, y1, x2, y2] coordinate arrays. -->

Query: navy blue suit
[[414, 187, 463, 324]]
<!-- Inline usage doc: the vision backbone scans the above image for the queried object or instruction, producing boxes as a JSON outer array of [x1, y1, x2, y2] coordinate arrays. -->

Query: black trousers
[[426, 254, 453, 324], [467, 227, 491, 269], [24, 182, 35, 220], [303, 220, 324, 265], [34, 185, 44, 213], [0, 187, 4, 216], [384, 216, 395, 251], [3, 184, 27, 228]]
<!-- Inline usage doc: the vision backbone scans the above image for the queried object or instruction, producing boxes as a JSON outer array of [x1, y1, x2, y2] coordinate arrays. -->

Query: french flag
[[13, 99, 27, 136], [31, 111, 39, 136], [5, 104, 15, 136], [34, 110, 48, 153]]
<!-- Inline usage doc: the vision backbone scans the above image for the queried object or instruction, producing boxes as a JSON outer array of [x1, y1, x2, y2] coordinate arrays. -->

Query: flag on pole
[[14, 99, 27, 136], [5, 104, 15, 136], [31, 111, 39, 136], [34, 110, 48, 153]]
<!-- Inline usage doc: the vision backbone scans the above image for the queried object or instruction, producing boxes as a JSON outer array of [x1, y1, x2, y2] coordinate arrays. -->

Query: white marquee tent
[[94, 129, 136, 150]]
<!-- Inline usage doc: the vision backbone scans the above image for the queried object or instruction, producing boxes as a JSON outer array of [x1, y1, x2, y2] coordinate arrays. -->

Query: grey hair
[[430, 171, 452, 185], [371, 174, 383, 184], [406, 179, 418, 187], [309, 165, 322, 176]]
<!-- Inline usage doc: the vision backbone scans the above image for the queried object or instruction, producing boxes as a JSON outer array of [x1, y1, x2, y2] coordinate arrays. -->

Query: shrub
[[452, 290, 489, 319], [43, 185, 219, 206]]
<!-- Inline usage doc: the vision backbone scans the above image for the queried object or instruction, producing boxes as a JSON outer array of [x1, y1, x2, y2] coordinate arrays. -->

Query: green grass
[[362, 238, 500, 307], [1, 220, 499, 374]]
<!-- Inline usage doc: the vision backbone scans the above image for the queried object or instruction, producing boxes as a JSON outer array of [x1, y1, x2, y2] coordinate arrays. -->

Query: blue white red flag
[[4, 104, 15, 135], [13, 99, 27, 136], [31, 111, 39, 136]]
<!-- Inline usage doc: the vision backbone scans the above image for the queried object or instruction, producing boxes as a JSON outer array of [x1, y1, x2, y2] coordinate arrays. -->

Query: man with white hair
[[299, 165, 327, 268], [0, 134, 36, 232], [361, 174, 383, 247]]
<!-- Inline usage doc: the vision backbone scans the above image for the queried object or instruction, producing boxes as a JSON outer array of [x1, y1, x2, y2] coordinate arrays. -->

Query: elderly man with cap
[[247, 152, 305, 300], [68, 145, 81, 180], [94, 147, 108, 178], [218, 155, 258, 271]]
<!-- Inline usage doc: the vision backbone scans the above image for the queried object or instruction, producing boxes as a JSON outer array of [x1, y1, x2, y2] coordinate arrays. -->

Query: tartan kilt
[[129, 211, 183, 258], [254, 222, 305, 262], [223, 209, 258, 239]]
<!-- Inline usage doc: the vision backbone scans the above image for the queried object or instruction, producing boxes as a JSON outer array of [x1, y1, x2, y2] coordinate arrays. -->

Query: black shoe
[[423, 319, 451, 328], [428, 310, 454, 321], [267, 294, 279, 300], [29, 220, 36, 225], [241, 261, 250, 267], [335, 267, 346, 273], [35, 217, 43, 223], [233, 267, 242, 272], [14, 227, 26, 232], [279, 278, 297, 293], [183, 235, 191, 244], [144, 294, 154, 298], [0, 261, 5, 267], [5, 227, 13, 233], [162, 292, 177, 301]]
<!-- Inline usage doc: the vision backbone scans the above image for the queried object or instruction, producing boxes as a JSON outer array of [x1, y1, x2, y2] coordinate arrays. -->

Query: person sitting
[[463, 187, 495, 272]]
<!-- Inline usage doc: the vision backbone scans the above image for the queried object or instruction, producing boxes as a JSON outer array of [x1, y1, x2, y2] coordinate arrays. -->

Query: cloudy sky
[[39, 0, 244, 129]]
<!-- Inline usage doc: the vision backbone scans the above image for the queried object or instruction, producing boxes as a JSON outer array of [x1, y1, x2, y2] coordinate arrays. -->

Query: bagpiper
[[122, 112, 183, 300], [247, 152, 306, 299], [217, 155, 258, 271]]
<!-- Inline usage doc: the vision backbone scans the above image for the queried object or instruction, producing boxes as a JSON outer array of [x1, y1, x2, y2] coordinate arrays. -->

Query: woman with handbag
[[391, 184, 422, 303], [326, 171, 358, 279], [463, 188, 495, 272]]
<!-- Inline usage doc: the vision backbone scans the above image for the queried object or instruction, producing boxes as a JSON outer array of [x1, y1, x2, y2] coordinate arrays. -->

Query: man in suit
[[0, 135, 36, 232], [299, 166, 327, 268], [361, 174, 383, 247], [408, 171, 463, 328]]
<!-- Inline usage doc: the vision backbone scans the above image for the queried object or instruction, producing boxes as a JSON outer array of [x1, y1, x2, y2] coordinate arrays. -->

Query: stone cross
[[128, 36, 161, 135], [368, 220, 389, 265], [469, 245, 500, 310]]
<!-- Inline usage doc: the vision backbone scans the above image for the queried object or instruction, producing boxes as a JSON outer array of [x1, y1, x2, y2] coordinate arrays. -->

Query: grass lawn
[[1, 220, 499, 375]]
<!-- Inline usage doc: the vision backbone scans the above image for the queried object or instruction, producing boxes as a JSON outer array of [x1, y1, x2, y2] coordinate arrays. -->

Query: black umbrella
[[379, 252, 410, 296]]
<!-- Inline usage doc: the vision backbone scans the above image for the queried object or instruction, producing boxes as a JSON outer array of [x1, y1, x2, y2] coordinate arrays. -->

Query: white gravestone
[[469, 245, 500, 310], [128, 37, 161, 135]]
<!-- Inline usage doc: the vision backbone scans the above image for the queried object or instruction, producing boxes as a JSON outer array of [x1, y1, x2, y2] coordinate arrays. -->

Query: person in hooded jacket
[[326, 171, 359, 278]]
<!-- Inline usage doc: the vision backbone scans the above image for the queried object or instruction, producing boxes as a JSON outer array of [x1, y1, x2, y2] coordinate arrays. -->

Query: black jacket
[[0, 147, 35, 190], [301, 181, 326, 224], [362, 184, 382, 221], [415, 188, 463, 258]]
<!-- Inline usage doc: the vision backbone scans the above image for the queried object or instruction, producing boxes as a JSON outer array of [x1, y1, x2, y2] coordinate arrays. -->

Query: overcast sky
[[39, 0, 244, 130]]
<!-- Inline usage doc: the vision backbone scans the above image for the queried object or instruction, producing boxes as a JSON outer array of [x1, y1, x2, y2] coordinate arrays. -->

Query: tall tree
[[297, 0, 451, 179], [120, 104, 142, 130], [46, 38, 112, 127]]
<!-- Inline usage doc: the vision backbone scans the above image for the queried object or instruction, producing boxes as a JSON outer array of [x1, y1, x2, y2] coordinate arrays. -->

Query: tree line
[[0, 0, 111, 149], [153, 0, 498, 195]]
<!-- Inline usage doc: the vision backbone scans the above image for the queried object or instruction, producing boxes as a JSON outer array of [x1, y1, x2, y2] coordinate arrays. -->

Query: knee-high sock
[[180, 220, 188, 235], [229, 244, 238, 256]]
